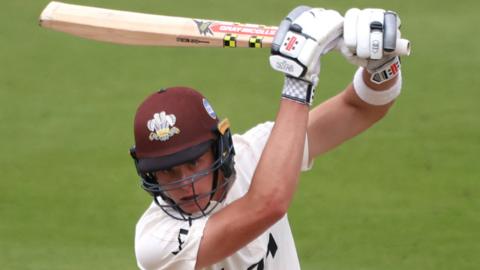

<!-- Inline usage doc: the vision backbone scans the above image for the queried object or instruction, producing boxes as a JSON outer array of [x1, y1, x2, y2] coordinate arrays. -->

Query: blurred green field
[[1, 0, 479, 269]]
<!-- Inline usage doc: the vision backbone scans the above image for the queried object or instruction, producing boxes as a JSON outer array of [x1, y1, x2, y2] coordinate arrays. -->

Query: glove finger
[[287, 6, 312, 21], [309, 7, 327, 17], [383, 11, 398, 53], [296, 9, 342, 68], [271, 6, 311, 53], [338, 38, 369, 67], [344, 8, 360, 50], [292, 8, 328, 39], [322, 36, 342, 55], [356, 9, 373, 58], [369, 10, 384, 59], [356, 9, 386, 59], [315, 9, 343, 43], [291, 9, 317, 33]]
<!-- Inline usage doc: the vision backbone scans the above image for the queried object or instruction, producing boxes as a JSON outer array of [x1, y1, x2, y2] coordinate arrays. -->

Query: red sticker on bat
[[210, 23, 276, 37]]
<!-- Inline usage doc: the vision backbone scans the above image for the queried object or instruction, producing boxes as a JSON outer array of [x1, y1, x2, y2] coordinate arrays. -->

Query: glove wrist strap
[[281, 76, 315, 106], [368, 56, 401, 84]]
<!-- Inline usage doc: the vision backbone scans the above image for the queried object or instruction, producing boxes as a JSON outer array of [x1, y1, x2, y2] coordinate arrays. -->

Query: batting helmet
[[130, 87, 236, 220]]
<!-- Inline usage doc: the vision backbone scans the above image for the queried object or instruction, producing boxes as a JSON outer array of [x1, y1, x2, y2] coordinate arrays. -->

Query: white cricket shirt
[[135, 122, 312, 270]]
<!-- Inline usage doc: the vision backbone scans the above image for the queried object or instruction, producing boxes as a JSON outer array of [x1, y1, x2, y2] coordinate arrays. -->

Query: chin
[[180, 199, 209, 214]]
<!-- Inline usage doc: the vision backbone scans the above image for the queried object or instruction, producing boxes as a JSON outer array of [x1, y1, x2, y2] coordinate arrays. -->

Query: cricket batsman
[[130, 6, 408, 270]]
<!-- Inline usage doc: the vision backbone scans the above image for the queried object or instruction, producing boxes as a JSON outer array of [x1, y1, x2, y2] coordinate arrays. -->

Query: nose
[[169, 165, 196, 190]]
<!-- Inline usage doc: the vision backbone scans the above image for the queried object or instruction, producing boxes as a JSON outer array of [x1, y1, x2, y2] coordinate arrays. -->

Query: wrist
[[363, 69, 398, 90], [281, 76, 316, 106]]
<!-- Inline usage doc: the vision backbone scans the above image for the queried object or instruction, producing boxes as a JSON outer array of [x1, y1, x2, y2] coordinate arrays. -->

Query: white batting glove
[[270, 6, 343, 105], [339, 8, 410, 84]]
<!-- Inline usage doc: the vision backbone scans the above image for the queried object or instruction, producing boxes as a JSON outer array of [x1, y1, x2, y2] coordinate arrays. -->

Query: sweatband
[[353, 67, 402, 106]]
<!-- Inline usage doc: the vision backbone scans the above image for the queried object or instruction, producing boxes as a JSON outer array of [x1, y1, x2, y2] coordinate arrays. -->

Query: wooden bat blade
[[39, 1, 277, 48], [39, 2, 411, 55]]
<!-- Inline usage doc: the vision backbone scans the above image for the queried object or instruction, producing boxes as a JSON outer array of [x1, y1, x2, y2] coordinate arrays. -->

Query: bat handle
[[391, 38, 411, 56]]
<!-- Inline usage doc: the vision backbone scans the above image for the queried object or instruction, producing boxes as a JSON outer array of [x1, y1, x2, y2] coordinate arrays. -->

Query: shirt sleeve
[[135, 208, 209, 270]]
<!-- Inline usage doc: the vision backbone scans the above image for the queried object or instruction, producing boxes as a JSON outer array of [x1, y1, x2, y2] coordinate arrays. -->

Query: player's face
[[154, 149, 218, 214]]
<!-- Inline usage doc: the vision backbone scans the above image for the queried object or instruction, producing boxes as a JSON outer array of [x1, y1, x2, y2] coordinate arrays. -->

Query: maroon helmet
[[130, 87, 235, 220]]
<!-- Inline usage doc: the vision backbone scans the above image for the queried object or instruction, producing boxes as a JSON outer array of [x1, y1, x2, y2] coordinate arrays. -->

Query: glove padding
[[270, 7, 343, 82], [270, 7, 343, 105], [339, 8, 408, 84]]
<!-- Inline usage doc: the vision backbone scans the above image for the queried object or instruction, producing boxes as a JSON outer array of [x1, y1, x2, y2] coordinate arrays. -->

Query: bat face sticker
[[147, 111, 181, 141], [194, 20, 213, 36]]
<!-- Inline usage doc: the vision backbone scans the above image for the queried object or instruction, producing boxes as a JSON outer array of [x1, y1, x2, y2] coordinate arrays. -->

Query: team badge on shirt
[[147, 111, 180, 141]]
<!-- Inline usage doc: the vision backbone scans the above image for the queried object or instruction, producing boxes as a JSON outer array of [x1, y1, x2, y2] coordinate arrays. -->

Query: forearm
[[197, 99, 308, 268], [247, 99, 309, 213]]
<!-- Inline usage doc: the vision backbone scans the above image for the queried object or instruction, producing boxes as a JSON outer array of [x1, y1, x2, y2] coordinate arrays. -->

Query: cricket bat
[[39, 1, 277, 48], [39, 1, 410, 55]]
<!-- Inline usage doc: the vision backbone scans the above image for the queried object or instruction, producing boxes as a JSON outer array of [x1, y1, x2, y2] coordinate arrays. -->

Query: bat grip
[[389, 38, 411, 56]]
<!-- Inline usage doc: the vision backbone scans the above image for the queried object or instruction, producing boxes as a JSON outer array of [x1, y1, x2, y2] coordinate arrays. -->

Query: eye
[[188, 159, 199, 167], [158, 168, 174, 176], [162, 168, 173, 173]]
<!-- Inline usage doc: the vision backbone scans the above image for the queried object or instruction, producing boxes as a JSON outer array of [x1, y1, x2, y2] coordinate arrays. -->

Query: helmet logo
[[203, 98, 217, 119], [147, 112, 181, 141]]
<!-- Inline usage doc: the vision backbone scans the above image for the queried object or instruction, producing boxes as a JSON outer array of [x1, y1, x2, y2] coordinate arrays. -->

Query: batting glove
[[339, 8, 410, 84], [270, 6, 343, 105]]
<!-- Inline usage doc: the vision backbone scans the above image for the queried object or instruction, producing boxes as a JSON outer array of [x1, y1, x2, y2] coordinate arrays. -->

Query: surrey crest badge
[[147, 112, 180, 141]]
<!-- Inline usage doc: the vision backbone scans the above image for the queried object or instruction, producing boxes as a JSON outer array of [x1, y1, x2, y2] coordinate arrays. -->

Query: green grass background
[[1, 0, 479, 269]]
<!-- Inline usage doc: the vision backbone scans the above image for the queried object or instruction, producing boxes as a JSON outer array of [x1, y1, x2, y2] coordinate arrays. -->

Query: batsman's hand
[[270, 6, 343, 105], [339, 8, 411, 84]]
